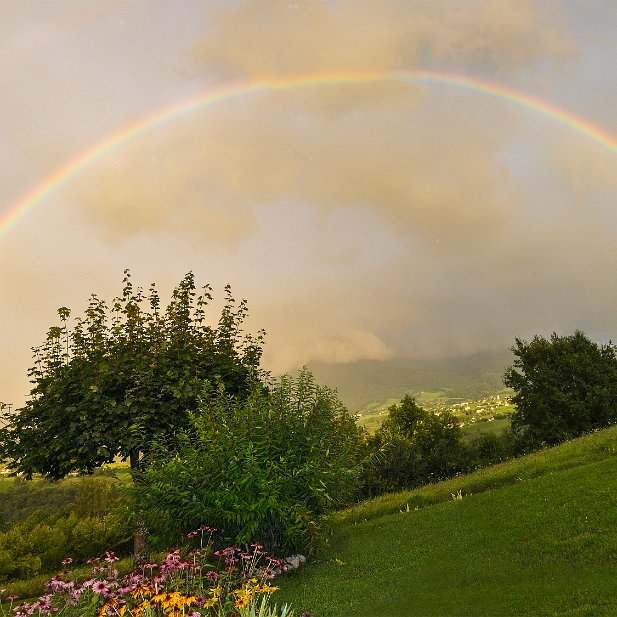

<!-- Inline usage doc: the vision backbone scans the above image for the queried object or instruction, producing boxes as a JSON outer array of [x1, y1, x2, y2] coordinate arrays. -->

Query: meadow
[[276, 425, 617, 616]]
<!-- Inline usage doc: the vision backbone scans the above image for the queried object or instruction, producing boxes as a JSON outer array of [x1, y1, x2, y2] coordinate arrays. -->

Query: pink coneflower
[[107, 568, 120, 580], [205, 570, 220, 580], [186, 531, 198, 539], [92, 581, 110, 595], [62, 557, 73, 566]]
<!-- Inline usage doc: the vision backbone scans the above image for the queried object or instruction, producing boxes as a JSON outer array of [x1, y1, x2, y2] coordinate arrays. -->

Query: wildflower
[[205, 570, 220, 580], [186, 531, 198, 539], [92, 581, 110, 595], [62, 557, 73, 566], [254, 584, 280, 594]]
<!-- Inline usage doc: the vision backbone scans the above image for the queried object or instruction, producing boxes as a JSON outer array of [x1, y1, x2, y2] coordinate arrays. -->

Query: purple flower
[[92, 581, 110, 595], [62, 557, 73, 566], [186, 531, 198, 539], [205, 571, 220, 580]]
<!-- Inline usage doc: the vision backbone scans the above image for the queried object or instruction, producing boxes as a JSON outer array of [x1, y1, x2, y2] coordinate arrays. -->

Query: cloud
[[8, 0, 617, 410], [194, 0, 575, 80]]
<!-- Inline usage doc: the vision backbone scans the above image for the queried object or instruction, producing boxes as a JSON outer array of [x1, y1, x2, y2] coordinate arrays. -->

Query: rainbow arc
[[2, 70, 617, 239]]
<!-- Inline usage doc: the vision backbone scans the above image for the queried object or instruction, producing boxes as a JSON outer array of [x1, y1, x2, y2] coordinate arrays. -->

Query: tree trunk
[[130, 449, 151, 564]]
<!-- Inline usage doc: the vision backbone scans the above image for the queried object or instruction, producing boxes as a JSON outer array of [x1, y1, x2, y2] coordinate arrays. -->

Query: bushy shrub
[[130, 369, 365, 555], [465, 430, 514, 470], [0, 477, 133, 583]]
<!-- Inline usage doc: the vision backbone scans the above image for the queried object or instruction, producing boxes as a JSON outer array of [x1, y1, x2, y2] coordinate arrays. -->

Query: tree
[[504, 330, 617, 450], [362, 395, 465, 495], [0, 270, 265, 480]]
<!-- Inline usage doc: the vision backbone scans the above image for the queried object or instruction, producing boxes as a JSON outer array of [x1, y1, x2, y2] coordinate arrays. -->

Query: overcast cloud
[[1, 1, 617, 406]]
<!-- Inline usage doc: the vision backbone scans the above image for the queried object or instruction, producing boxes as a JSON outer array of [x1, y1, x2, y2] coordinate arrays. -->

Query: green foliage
[[504, 330, 617, 450], [131, 369, 365, 555], [464, 429, 514, 469], [0, 271, 264, 479], [0, 476, 132, 583], [362, 395, 466, 496], [0, 509, 132, 582]]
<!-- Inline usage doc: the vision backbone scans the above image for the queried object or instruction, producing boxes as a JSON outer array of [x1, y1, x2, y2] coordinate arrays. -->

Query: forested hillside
[[308, 350, 513, 411]]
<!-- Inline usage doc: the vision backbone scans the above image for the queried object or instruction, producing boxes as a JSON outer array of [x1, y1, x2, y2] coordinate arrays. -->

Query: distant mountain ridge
[[307, 349, 515, 412]]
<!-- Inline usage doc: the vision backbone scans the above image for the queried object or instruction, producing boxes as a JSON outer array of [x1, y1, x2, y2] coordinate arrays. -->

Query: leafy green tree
[[362, 395, 465, 495], [504, 330, 617, 450], [0, 270, 264, 480]]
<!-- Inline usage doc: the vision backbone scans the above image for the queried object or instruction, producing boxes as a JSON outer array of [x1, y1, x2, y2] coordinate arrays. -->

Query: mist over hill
[[307, 349, 515, 412]]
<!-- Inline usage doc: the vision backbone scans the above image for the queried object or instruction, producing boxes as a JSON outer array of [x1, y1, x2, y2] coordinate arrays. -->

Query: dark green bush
[[465, 430, 514, 469], [131, 369, 365, 555]]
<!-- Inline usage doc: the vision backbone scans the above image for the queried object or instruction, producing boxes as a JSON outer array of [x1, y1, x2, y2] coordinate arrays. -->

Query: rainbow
[[3, 69, 617, 239]]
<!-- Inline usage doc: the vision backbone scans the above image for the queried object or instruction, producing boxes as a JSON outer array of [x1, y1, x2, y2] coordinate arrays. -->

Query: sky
[[1, 0, 617, 408]]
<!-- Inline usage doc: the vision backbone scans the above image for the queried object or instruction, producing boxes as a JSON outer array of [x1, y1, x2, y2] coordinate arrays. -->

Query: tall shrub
[[131, 369, 365, 555]]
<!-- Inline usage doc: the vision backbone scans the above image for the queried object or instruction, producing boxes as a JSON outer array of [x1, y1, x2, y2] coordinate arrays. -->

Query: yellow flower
[[254, 584, 279, 594]]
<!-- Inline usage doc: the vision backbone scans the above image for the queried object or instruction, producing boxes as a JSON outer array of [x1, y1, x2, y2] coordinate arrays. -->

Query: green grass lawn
[[278, 426, 617, 616], [461, 416, 511, 438]]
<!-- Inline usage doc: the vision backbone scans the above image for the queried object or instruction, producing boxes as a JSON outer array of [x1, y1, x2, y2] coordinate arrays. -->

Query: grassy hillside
[[277, 425, 617, 616], [308, 350, 514, 412]]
